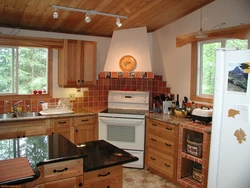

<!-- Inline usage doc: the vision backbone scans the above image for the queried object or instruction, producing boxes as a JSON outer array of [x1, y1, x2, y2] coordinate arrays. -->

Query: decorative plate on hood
[[119, 55, 137, 72]]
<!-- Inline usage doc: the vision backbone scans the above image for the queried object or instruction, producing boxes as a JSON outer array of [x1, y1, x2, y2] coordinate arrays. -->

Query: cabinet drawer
[[36, 176, 83, 188], [42, 159, 83, 183], [148, 133, 176, 155], [148, 120, 177, 137], [75, 116, 94, 125], [84, 165, 123, 185], [147, 148, 174, 178], [89, 175, 122, 188]]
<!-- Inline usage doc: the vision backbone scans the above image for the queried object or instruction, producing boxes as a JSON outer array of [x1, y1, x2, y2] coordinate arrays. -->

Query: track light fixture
[[52, 5, 127, 27], [116, 18, 122, 27], [85, 12, 91, 23], [53, 8, 58, 19]]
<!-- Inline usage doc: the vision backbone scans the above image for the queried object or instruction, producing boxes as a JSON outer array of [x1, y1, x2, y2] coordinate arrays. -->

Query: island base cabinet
[[35, 176, 83, 188], [83, 165, 123, 188]]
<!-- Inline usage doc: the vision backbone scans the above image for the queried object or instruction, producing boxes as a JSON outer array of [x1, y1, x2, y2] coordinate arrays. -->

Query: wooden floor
[[123, 168, 180, 188]]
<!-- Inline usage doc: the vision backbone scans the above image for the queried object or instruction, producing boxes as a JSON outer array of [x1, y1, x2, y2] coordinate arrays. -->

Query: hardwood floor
[[123, 168, 180, 188]]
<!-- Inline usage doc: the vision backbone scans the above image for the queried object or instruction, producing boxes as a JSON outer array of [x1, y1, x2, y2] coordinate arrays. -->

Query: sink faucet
[[5, 100, 23, 117]]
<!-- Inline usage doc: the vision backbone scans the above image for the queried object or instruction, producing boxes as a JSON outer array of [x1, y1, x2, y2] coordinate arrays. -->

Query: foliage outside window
[[191, 39, 248, 103], [0, 46, 48, 95]]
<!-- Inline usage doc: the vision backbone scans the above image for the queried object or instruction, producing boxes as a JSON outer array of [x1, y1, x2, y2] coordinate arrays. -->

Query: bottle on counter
[[176, 94, 180, 108]]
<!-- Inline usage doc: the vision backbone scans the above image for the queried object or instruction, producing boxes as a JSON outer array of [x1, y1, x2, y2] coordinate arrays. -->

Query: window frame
[[0, 35, 63, 100], [191, 39, 249, 103]]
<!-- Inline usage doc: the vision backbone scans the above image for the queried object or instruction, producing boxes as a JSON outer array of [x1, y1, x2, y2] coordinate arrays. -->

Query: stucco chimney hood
[[104, 27, 152, 72]]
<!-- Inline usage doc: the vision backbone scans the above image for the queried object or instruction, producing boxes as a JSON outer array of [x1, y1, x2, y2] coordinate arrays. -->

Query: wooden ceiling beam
[[176, 23, 250, 47]]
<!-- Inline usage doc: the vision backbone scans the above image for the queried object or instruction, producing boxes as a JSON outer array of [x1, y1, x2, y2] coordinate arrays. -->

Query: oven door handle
[[99, 117, 144, 125]]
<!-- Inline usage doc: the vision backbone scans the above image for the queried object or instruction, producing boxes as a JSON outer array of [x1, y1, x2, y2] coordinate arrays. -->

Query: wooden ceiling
[[0, 0, 215, 37]]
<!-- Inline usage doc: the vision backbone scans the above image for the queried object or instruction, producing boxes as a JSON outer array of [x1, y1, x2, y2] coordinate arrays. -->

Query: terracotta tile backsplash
[[0, 74, 171, 114]]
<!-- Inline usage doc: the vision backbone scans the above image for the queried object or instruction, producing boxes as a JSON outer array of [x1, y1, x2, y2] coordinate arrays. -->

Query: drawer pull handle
[[53, 167, 68, 173], [164, 163, 170, 167], [81, 119, 89, 122], [152, 123, 157, 126], [165, 143, 172, 147], [58, 121, 66, 124], [150, 157, 156, 161], [98, 172, 110, 177], [151, 138, 156, 141], [166, 127, 172, 130]]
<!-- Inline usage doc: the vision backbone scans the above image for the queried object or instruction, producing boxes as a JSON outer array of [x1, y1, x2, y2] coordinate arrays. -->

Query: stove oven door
[[98, 117, 145, 151]]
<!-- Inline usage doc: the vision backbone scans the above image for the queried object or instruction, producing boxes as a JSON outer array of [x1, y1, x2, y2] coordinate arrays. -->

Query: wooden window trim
[[0, 34, 62, 100], [190, 42, 213, 103]]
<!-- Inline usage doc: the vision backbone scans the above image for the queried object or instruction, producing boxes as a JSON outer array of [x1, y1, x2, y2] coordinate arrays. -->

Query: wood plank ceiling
[[0, 0, 215, 37]]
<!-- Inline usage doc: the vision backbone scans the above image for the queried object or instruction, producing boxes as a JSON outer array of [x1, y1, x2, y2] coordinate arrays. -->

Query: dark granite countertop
[[0, 134, 138, 185]]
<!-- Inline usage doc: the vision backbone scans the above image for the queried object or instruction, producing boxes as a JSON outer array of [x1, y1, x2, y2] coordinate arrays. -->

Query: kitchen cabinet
[[83, 165, 123, 188], [0, 119, 49, 140], [177, 122, 211, 188], [50, 117, 72, 141], [58, 39, 97, 88], [73, 115, 97, 144], [25, 159, 84, 188], [145, 117, 178, 182], [0, 115, 98, 145]]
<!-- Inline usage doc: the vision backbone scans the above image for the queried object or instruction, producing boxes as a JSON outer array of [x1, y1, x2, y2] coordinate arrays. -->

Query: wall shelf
[[177, 121, 211, 188]]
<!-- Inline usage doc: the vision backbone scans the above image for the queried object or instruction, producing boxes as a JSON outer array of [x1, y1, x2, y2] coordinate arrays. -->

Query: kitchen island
[[0, 134, 138, 187]]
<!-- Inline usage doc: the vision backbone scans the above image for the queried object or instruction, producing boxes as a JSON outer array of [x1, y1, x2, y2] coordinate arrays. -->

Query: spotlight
[[53, 9, 58, 19], [85, 12, 91, 23], [116, 18, 122, 27]]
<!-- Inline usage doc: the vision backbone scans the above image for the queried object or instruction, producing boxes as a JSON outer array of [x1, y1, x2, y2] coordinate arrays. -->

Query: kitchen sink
[[0, 113, 15, 119], [0, 112, 40, 119], [19, 112, 39, 117]]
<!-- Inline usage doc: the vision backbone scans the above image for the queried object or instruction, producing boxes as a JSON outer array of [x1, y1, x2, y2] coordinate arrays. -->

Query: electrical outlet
[[69, 93, 76, 100]]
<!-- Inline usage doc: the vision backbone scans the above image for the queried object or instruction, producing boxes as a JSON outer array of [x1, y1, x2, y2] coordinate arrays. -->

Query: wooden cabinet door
[[58, 39, 96, 88], [74, 124, 95, 144]]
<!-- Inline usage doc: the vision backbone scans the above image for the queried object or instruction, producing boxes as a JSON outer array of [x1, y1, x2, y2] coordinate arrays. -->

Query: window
[[0, 35, 61, 99], [191, 39, 248, 103], [0, 46, 48, 95]]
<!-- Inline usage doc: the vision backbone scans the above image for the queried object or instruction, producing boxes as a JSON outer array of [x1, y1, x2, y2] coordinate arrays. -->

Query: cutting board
[[0, 157, 35, 183]]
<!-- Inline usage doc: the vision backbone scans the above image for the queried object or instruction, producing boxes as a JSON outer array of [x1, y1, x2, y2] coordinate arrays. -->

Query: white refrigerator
[[208, 48, 250, 188]]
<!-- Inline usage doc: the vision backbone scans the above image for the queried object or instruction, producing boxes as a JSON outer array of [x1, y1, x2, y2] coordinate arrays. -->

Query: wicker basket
[[187, 138, 202, 158]]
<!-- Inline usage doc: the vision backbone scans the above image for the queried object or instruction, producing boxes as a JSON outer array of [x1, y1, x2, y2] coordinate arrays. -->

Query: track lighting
[[116, 18, 122, 27], [52, 5, 128, 27], [53, 8, 58, 19], [85, 12, 91, 23]]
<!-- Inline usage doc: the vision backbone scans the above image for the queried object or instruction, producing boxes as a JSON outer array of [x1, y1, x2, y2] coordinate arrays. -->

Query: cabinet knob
[[53, 167, 68, 173], [78, 183, 83, 187], [98, 172, 110, 177], [58, 121, 66, 124], [166, 127, 172, 131], [150, 157, 156, 161], [151, 138, 156, 141], [107, 186, 110, 188], [164, 163, 170, 167], [165, 143, 172, 147], [76, 129, 78, 132], [52, 132, 54, 135]]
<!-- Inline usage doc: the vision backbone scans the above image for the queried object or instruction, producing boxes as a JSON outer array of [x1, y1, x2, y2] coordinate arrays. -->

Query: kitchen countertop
[[146, 112, 212, 133], [0, 108, 102, 123], [0, 134, 138, 185]]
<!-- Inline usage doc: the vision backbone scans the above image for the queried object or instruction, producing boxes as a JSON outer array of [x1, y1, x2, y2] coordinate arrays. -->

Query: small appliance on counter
[[191, 106, 213, 125]]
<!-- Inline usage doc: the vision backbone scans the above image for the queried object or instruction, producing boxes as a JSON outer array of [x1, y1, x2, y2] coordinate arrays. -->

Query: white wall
[[104, 27, 152, 71], [151, 0, 250, 103], [0, 27, 111, 98]]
